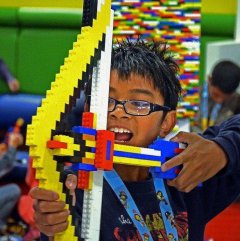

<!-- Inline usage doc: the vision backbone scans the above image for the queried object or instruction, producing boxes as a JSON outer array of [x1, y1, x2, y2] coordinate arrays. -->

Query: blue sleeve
[[202, 114, 240, 174]]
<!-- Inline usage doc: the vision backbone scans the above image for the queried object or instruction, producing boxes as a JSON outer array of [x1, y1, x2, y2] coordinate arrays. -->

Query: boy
[[202, 60, 240, 128], [30, 40, 240, 241]]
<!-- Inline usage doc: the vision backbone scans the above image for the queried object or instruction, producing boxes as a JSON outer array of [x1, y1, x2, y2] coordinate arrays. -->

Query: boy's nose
[[109, 105, 129, 118]]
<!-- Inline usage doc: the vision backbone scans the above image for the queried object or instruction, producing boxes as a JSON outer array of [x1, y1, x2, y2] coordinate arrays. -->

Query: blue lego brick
[[91, 147, 96, 153], [150, 168, 177, 179], [72, 126, 97, 136], [148, 138, 180, 178], [71, 163, 97, 172], [148, 138, 179, 161], [106, 140, 112, 161]]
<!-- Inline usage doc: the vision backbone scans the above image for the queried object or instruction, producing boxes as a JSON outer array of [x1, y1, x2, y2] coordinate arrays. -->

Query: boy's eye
[[128, 100, 150, 109]]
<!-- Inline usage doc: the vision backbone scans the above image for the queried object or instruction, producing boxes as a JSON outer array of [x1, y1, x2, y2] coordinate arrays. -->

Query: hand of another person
[[8, 132, 23, 148], [29, 174, 77, 237], [8, 79, 20, 92], [161, 131, 228, 192]]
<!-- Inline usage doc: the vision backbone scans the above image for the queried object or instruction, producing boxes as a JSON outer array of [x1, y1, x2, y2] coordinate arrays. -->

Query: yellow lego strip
[[114, 143, 142, 153], [26, 1, 112, 241], [86, 140, 96, 147], [113, 156, 161, 167], [85, 152, 95, 159], [88, 172, 93, 189]]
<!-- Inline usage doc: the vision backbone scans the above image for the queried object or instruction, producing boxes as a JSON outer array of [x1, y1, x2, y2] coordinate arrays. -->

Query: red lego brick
[[95, 130, 114, 171], [77, 170, 90, 190], [174, 148, 184, 154], [47, 140, 67, 149], [82, 112, 94, 128]]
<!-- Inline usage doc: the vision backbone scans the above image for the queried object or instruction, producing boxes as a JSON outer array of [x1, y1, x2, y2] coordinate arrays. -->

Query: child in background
[[0, 132, 23, 235], [201, 60, 240, 130], [30, 40, 240, 241]]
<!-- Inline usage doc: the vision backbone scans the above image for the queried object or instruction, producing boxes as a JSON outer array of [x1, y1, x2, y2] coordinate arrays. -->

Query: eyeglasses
[[108, 97, 171, 116]]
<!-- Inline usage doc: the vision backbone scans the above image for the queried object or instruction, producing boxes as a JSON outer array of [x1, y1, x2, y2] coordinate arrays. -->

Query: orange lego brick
[[83, 134, 96, 141], [82, 157, 94, 165]]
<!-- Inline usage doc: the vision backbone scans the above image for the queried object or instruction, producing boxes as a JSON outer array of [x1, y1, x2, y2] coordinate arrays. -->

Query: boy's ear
[[159, 111, 176, 137]]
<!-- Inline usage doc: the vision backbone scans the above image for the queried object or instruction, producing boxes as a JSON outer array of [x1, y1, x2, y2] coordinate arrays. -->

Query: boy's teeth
[[110, 127, 131, 133]]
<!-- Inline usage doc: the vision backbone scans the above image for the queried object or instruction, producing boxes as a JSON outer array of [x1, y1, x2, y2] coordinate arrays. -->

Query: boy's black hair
[[111, 39, 182, 110], [211, 60, 240, 94]]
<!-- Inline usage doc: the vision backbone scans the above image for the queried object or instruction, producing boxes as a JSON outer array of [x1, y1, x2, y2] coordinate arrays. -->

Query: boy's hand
[[161, 131, 228, 192], [8, 133, 23, 148], [30, 187, 69, 237], [29, 174, 77, 237]]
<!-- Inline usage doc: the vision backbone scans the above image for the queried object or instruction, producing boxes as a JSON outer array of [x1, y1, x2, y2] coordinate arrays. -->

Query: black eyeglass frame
[[108, 97, 171, 116]]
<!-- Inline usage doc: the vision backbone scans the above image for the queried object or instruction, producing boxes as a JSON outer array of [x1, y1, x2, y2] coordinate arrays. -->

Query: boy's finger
[[161, 153, 185, 172], [168, 179, 198, 193], [171, 131, 200, 144], [33, 199, 66, 213], [65, 174, 77, 190], [167, 164, 202, 192], [29, 187, 59, 201], [36, 221, 69, 237], [34, 209, 70, 226]]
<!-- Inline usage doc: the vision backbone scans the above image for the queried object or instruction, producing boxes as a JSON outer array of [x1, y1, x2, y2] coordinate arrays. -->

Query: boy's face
[[107, 71, 176, 148], [208, 77, 231, 104]]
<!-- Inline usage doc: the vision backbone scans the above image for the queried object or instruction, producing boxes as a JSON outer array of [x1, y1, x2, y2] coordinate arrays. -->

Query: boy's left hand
[[161, 132, 228, 192]]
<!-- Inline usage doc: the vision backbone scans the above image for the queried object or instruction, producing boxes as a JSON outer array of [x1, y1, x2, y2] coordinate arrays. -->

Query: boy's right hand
[[29, 187, 69, 237], [29, 174, 77, 237]]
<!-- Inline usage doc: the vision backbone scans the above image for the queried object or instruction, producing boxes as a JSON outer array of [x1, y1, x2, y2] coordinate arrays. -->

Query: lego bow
[[26, 0, 113, 240]]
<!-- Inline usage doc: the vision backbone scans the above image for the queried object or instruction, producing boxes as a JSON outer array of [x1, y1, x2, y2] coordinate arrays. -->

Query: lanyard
[[104, 170, 178, 241]]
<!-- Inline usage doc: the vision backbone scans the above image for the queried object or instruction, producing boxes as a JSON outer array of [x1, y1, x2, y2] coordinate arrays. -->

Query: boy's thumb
[[65, 174, 77, 190]]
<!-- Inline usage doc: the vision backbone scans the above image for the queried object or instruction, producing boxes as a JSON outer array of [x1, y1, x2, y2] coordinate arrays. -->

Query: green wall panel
[[17, 28, 79, 94], [200, 36, 233, 85], [0, 27, 18, 93]]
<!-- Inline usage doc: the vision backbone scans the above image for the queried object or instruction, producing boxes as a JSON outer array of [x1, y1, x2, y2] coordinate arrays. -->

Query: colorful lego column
[[112, 0, 201, 125]]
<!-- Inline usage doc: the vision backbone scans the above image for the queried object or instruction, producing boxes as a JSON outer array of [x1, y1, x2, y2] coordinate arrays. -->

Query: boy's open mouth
[[109, 127, 133, 143]]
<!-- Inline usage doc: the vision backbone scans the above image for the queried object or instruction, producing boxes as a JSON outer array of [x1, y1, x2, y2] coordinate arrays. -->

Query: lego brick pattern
[[112, 0, 201, 124]]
